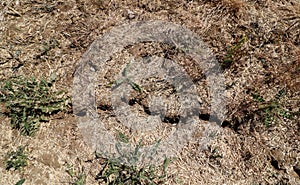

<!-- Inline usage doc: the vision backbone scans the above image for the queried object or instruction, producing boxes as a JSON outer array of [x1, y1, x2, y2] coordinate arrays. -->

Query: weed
[[0, 75, 69, 136], [209, 148, 223, 159], [111, 61, 142, 93], [222, 36, 247, 68], [96, 157, 170, 185], [252, 89, 291, 127], [65, 163, 86, 185], [15, 179, 25, 185], [36, 39, 59, 58], [117, 131, 130, 143], [5, 146, 28, 172], [251, 93, 264, 103], [72, 174, 86, 185]]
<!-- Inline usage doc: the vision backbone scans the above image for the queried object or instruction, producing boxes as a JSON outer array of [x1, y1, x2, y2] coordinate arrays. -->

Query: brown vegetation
[[0, 0, 299, 184]]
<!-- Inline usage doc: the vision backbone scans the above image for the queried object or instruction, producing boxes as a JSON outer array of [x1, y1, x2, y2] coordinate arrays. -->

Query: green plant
[[65, 163, 86, 185], [252, 89, 291, 127], [117, 131, 130, 143], [37, 39, 59, 58], [111, 61, 142, 93], [0, 75, 69, 136], [209, 148, 223, 159], [222, 36, 247, 68], [5, 146, 28, 172], [96, 157, 170, 185], [15, 179, 25, 185], [251, 93, 264, 103]]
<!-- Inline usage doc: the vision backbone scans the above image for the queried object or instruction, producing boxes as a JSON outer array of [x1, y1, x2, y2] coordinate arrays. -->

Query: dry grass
[[0, 0, 299, 184]]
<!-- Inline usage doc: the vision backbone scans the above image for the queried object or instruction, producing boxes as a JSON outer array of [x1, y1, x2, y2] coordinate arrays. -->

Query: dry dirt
[[0, 0, 300, 184]]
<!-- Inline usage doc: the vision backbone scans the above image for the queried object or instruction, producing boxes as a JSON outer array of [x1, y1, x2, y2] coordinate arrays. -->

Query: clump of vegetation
[[65, 163, 86, 185], [117, 131, 130, 143], [111, 62, 142, 93], [222, 36, 247, 68], [252, 89, 291, 127], [0, 75, 69, 136], [36, 39, 59, 59], [96, 158, 171, 185], [5, 146, 28, 172]]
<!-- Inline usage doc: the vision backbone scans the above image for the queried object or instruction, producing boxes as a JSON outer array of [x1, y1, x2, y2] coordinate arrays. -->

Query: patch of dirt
[[0, 0, 299, 184]]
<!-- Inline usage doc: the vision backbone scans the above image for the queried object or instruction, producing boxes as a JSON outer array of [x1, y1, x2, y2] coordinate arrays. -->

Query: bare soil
[[0, 0, 299, 184]]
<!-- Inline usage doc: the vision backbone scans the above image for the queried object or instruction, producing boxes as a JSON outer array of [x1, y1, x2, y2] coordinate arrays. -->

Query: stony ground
[[0, 0, 299, 184]]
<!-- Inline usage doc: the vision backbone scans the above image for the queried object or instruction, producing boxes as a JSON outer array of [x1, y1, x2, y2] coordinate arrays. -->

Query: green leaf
[[129, 81, 142, 93], [15, 179, 25, 185], [117, 131, 129, 143], [251, 93, 264, 102], [123, 62, 131, 77], [0, 76, 68, 136]]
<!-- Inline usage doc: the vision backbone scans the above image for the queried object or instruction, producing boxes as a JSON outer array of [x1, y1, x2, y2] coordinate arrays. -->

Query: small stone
[[127, 10, 136, 19]]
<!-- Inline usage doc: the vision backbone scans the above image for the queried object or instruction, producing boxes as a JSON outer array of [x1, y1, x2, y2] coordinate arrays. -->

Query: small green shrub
[[5, 146, 28, 172], [96, 158, 171, 185], [0, 75, 69, 136]]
